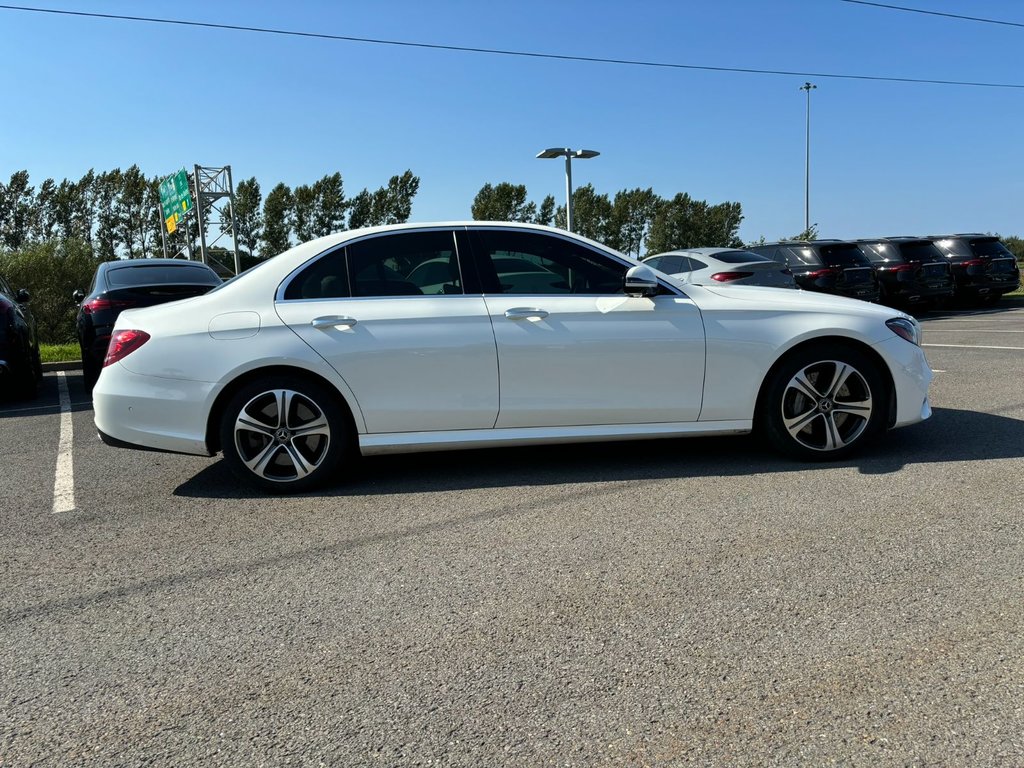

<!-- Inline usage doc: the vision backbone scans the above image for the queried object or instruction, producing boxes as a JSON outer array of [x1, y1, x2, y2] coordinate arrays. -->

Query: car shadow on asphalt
[[173, 406, 1024, 500]]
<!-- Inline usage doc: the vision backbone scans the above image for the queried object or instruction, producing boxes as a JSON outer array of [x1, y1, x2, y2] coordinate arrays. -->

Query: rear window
[[969, 238, 1014, 259], [106, 264, 221, 287], [818, 244, 871, 268], [897, 241, 944, 263], [857, 242, 901, 264], [783, 246, 825, 267], [931, 239, 974, 261], [711, 250, 774, 265]]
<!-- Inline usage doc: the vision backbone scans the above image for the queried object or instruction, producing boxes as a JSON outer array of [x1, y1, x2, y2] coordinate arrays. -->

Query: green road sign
[[159, 169, 194, 234]]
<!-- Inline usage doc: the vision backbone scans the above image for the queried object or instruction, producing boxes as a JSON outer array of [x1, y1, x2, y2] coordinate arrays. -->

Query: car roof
[[103, 258, 219, 270], [648, 247, 755, 257]]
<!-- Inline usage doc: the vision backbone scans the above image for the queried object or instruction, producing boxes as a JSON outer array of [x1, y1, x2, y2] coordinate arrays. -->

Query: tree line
[[470, 182, 744, 257], [0, 167, 422, 263]]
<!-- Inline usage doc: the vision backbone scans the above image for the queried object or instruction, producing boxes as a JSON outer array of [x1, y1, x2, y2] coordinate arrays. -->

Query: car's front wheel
[[219, 375, 351, 493], [759, 345, 887, 461]]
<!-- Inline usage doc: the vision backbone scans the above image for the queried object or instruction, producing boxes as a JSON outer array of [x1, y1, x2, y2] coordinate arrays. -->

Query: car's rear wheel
[[219, 375, 351, 493], [759, 345, 887, 461]]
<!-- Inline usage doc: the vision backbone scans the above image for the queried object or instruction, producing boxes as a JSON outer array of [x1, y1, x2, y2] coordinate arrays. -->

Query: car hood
[[681, 281, 911, 321]]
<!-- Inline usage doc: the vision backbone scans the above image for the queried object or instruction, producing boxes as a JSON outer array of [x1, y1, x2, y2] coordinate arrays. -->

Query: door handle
[[504, 308, 549, 321], [312, 315, 357, 329]]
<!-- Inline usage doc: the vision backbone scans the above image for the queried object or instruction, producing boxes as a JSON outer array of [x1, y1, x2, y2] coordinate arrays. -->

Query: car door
[[468, 228, 705, 428], [275, 228, 499, 434]]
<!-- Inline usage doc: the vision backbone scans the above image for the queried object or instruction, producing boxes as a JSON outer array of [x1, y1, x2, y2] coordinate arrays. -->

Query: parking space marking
[[2, 401, 92, 416], [923, 343, 1024, 351], [52, 372, 75, 514]]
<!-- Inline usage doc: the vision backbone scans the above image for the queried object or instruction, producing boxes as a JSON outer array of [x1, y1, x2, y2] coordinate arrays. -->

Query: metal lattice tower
[[193, 165, 241, 277]]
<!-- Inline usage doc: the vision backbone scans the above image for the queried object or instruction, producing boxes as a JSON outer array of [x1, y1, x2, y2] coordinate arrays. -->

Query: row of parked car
[[2, 232, 1020, 403], [643, 234, 1021, 309]]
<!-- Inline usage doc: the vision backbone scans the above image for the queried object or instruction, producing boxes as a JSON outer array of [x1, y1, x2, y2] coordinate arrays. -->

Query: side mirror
[[624, 264, 660, 298], [16, 288, 30, 303], [72, 290, 85, 303]]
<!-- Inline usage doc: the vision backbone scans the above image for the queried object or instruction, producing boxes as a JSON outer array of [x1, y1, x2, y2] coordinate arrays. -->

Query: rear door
[[275, 228, 499, 434]]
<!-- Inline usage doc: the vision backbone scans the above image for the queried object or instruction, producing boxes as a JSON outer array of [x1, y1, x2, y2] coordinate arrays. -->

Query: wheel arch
[[753, 335, 898, 431], [205, 365, 360, 454]]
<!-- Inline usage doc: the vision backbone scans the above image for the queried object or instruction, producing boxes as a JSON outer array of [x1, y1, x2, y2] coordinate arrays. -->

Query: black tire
[[219, 375, 352, 493], [758, 345, 888, 461], [81, 349, 99, 392]]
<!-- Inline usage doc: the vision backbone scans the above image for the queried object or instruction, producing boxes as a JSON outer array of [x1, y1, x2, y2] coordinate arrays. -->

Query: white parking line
[[52, 372, 75, 514], [923, 343, 1024, 351]]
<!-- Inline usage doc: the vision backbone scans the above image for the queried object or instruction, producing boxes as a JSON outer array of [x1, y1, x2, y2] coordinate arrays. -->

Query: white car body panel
[[91, 222, 933, 462], [275, 295, 499, 433], [481, 293, 705, 427]]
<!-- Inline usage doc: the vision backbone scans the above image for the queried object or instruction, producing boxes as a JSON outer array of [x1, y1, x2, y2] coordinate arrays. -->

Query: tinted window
[[897, 242, 943, 263], [857, 242, 901, 264], [105, 264, 221, 287], [818, 244, 871, 268], [711, 250, 773, 265], [688, 258, 708, 271], [644, 255, 687, 274], [783, 246, 824, 267], [969, 238, 1014, 258], [473, 230, 626, 294], [932, 239, 974, 261], [349, 230, 462, 297], [283, 247, 349, 300]]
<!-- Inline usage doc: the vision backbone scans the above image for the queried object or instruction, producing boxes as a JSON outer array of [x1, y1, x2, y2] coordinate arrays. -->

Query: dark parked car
[[747, 240, 880, 302], [925, 234, 1021, 305], [854, 238, 954, 309], [0, 273, 42, 398], [75, 259, 221, 390]]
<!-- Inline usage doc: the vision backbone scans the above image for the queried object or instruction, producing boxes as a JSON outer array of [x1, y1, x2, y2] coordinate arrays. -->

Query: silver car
[[643, 248, 796, 288]]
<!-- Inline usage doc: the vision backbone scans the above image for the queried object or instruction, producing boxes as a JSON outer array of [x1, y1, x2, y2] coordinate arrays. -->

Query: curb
[[43, 361, 83, 372]]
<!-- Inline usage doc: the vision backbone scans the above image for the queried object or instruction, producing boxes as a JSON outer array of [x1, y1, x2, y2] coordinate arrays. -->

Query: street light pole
[[536, 147, 600, 233], [800, 82, 817, 235]]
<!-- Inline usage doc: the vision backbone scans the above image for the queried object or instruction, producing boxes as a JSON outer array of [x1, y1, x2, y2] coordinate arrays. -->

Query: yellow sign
[[165, 214, 178, 234]]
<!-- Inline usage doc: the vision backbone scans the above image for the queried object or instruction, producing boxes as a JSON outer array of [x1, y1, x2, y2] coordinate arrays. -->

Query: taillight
[[710, 271, 754, 282], [104, 329, 150, 367], [955, 259, 986, 269], [880, 264, 913, 273], [83, 297, 135, 315], [805, 268, 840, 279]]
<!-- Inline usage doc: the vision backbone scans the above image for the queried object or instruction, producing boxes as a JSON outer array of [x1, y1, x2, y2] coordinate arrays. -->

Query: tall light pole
[[800, 82, 817, 236], [536, 147, 600, 233]]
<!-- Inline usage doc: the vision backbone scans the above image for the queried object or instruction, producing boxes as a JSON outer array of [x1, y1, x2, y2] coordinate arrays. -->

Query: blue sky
[[1, 0, 1021, 244]]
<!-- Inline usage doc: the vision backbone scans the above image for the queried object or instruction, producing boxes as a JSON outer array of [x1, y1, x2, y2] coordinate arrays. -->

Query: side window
[[688, 258, 708, 271], [471, 230, 626, 295], [283, 247, 349, 300], [349, 230, 463, 297]]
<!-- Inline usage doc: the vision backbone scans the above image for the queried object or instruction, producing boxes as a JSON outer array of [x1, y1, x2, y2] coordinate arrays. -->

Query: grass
[[40, 343, 80, 363]]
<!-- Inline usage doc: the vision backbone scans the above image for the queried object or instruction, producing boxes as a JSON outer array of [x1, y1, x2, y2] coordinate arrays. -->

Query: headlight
[[886, 317, 921, 346]]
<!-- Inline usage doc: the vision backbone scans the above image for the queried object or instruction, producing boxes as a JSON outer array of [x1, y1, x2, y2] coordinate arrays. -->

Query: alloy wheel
[[234, 388, 332, 482], [780, 360, 873, 452]]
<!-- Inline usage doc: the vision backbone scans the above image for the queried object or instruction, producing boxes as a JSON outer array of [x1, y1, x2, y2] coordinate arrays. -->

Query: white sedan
[[93, 222, 933, 492]]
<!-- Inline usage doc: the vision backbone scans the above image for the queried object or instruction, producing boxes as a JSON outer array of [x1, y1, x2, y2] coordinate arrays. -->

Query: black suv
[[747, 240, 880, 302], [0, 273, 42, 398], [854, 238, 954, 309], [926, 234, 1020, 305]]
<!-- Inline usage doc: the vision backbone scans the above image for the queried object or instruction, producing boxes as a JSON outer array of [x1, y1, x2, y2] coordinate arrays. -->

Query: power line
[[840, 0, 1024, 29], [2, 3, 1023, 89]]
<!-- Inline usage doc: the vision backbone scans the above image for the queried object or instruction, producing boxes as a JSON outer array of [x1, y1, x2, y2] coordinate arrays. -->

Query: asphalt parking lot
[[2, 304, 1023, 767]]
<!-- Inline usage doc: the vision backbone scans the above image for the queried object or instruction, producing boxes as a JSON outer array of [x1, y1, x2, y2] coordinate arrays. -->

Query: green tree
[[228, 177, 264, 258], [261, 182, 293, 258], [0, 239, 99, 343], [534, 194, 556, 226], [645, 193, 744, 254], [608, 187, 660, 256], [554, 184, 613, 242], [292, 184, 316, 243], [93, 169, 123, 261], [0, 171, 36, 250], [348, 170, 421, 228], [471, 182, 537, 222], [311, 172, 347, 237], [117, 165, 151, 258], [346, 190, 373, 230]]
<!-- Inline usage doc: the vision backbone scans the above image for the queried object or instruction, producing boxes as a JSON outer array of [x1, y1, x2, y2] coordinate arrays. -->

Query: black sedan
[[0, 273, 42, 399], [75, 259, 221, 390]]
